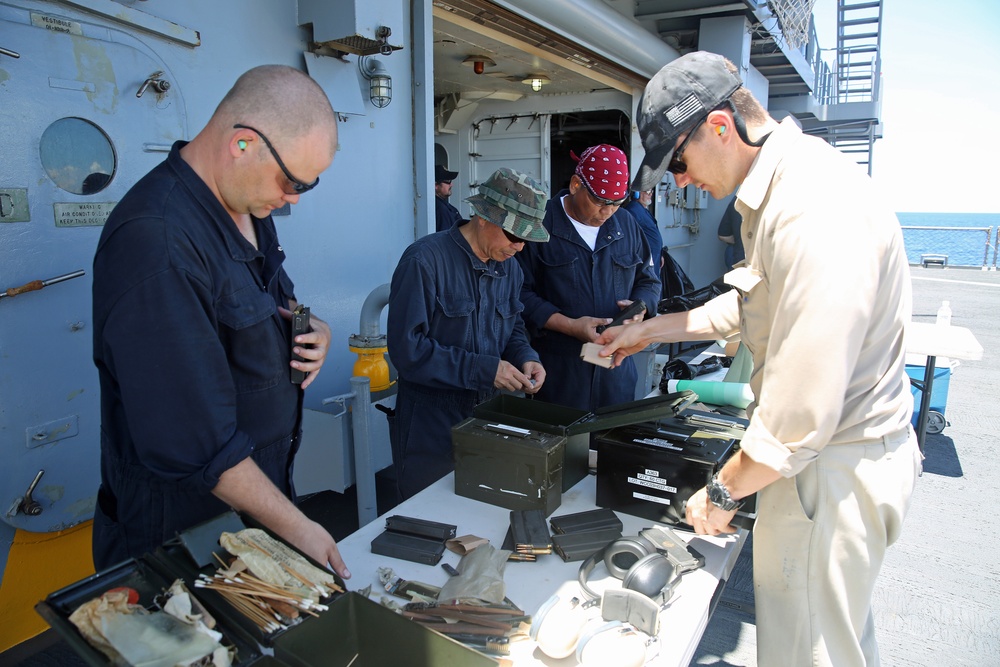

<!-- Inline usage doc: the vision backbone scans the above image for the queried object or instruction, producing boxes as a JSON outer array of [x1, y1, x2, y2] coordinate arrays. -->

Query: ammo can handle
[[484, 423, 532, 438]]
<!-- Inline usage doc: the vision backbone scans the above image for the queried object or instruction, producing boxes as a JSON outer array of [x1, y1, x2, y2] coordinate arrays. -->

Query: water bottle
[[935, 300, 952, 326]]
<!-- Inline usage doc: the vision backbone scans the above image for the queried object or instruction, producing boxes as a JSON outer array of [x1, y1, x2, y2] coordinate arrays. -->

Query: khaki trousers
[[753, 428, 920, 666]]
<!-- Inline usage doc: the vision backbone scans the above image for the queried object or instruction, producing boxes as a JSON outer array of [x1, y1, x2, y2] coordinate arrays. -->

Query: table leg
[[914, 355, 936, 454]]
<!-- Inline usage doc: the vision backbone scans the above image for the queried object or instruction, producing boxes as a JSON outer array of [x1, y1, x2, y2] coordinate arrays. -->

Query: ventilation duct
[[489, 0, 679, 79], [298, 0, 403, 55]]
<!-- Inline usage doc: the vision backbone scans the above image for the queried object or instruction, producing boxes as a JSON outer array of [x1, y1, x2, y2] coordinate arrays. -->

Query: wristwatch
[[706, 473, 743, 512]]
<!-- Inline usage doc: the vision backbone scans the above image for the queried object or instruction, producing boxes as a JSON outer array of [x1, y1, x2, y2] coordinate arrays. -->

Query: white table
[[906, 323, 983, 451], [336, 473, 746, 666]]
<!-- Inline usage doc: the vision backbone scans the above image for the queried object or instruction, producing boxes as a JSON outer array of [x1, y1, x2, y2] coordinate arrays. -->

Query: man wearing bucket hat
[[516, 144, 661, 413], [598, 51, 918, 666], [387, 167, 549, 499]]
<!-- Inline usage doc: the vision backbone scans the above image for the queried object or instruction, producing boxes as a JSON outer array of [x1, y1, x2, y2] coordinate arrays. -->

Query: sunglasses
[[502, 228, 525, 244], [233, 124, 319, 194], [577, 177, 628, 207], [667, 119, 706, 176]]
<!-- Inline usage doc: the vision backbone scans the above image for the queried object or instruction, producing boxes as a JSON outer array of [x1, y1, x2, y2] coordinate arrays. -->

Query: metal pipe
[[350, 376, 377, 526], [321, 390, 356, 419], [358, 283, 391, 338], [490, 0, 679, 79], [321, 377, 379, 525], [1, 270, 86, 301]]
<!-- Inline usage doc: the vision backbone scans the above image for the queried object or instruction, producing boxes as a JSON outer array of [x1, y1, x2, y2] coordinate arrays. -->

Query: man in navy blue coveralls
[[624, 188, 663, 273], [434, 164, 462, 232], [516, 145, 660, 412], [91, 65, 350, 581], [387, 168, 550, 500]]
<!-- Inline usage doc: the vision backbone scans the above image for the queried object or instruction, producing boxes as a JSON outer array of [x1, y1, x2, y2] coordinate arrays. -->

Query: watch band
[[707, 473, 743, 511]]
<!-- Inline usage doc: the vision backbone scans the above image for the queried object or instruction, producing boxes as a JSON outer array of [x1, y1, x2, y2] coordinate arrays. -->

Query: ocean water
[[897, 212, 1000, 267]]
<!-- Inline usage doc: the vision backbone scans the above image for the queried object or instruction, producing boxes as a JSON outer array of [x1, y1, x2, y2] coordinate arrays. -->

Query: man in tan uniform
[[601, 52, 920, 666]]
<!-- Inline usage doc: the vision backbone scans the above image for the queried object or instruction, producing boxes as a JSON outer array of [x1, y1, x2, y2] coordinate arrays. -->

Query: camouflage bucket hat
[[465, 168, 550, 242]]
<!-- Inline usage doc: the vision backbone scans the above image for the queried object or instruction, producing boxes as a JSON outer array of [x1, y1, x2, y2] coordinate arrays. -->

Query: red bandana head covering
[[572, 144, 629, 201]]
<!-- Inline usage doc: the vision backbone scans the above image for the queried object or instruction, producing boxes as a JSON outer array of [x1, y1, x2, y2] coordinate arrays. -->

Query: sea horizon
[[896, 212, 998, 268], [897, 211, 999, 224]]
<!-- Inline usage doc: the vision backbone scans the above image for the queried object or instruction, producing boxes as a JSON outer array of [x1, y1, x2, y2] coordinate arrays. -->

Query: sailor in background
[[623, 188, 663, 270], [516, 144, 661, 413], [434, 164, 462, 232], [387, 168, 549, 500], [716, 196, 744, 269], [91, 65, 350, 580], [600, 51, 919, 667]]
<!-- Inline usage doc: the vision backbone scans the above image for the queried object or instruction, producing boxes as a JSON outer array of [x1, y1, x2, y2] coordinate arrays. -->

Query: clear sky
[[812, 0, 1000, 214]]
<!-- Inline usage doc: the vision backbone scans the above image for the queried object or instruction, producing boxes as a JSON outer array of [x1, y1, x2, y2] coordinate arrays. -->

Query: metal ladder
[[831, 0, 883, 174]]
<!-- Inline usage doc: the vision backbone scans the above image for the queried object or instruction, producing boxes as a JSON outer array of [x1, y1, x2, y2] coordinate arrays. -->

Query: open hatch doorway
[[549, 109, 631, 197]]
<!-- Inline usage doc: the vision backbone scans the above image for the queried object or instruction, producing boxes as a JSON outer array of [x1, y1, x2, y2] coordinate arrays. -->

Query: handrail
[[991, 226, 998, 271], [900, 225, 995, 270]]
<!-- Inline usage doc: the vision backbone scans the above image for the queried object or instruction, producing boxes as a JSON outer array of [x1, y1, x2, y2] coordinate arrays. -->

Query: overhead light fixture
[[359, 56, 392, 108], [522, 74, 550, 92], [462, 55, 496, 75]]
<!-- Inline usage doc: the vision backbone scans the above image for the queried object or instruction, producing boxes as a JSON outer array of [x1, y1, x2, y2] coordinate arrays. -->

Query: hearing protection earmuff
[[576, 621, 648, 666], [580, 533, 678, 602], [529, 593, 655, 665], [531, 524, 703, 662], [238, 139, 247, 150], [530, 595, 591, 659], [530, 539, 669, 661], [717, 125, 727, 136]]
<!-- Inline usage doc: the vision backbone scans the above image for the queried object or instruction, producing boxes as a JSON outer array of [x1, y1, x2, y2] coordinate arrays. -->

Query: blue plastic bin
[[905, 362, 951, 433]]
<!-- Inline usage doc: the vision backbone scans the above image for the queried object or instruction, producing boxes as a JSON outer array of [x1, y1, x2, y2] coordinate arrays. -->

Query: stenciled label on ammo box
[[627, 467, 678, 495], [633, 436, 684, 451], [633, 491, 672, 506]]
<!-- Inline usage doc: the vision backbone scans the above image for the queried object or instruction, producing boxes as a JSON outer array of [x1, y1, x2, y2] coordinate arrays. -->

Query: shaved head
[[183, 65, 339, 222], [213, 65, 336, 151]]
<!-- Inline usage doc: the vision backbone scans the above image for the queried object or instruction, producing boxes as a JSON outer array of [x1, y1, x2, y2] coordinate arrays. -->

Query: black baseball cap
[[435, 164, 459, 183], [632, 51, 742, 191]]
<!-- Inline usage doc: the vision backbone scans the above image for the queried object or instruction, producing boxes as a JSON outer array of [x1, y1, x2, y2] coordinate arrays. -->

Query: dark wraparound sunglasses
[[233, 124, 319, 194], [502, 228, 525, 244], [576, 176, 628, 207], [667, 119, 707, 175]]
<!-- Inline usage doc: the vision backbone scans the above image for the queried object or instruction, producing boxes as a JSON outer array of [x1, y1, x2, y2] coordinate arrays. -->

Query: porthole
[[39, 117, 116, 195]]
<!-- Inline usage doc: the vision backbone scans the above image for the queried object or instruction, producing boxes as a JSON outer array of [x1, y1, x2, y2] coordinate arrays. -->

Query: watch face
[[708, 480, 736, 510], [707, 484, 724, 504]]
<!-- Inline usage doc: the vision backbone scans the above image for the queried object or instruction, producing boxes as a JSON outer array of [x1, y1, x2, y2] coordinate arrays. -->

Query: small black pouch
[[370, 515, 457, 566], [549, 508, 623, 535]]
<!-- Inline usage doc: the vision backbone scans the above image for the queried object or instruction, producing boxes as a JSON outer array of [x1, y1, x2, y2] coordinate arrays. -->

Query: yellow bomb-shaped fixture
[[350, 345, 390, 391]]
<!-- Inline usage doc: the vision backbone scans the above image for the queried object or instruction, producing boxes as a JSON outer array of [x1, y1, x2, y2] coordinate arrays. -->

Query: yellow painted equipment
[[0, 522, 94, 651]]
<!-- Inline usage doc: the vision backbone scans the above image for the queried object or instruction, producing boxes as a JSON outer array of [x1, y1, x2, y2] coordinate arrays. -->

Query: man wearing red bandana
[[515, 144, 661, 412]]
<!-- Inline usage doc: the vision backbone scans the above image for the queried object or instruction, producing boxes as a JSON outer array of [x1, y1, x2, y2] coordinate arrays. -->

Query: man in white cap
[[388, 168, 549, 499], [599, 51, 919, 666]]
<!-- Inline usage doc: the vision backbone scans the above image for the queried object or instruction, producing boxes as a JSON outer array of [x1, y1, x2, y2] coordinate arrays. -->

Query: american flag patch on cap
[[665, 93, 703, 127]]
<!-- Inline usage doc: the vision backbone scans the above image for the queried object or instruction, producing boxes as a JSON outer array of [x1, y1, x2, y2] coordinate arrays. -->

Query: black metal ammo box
[[595, 411, 756, 529], [454, 392, 699, 515], [472, 391, 699, 493]]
